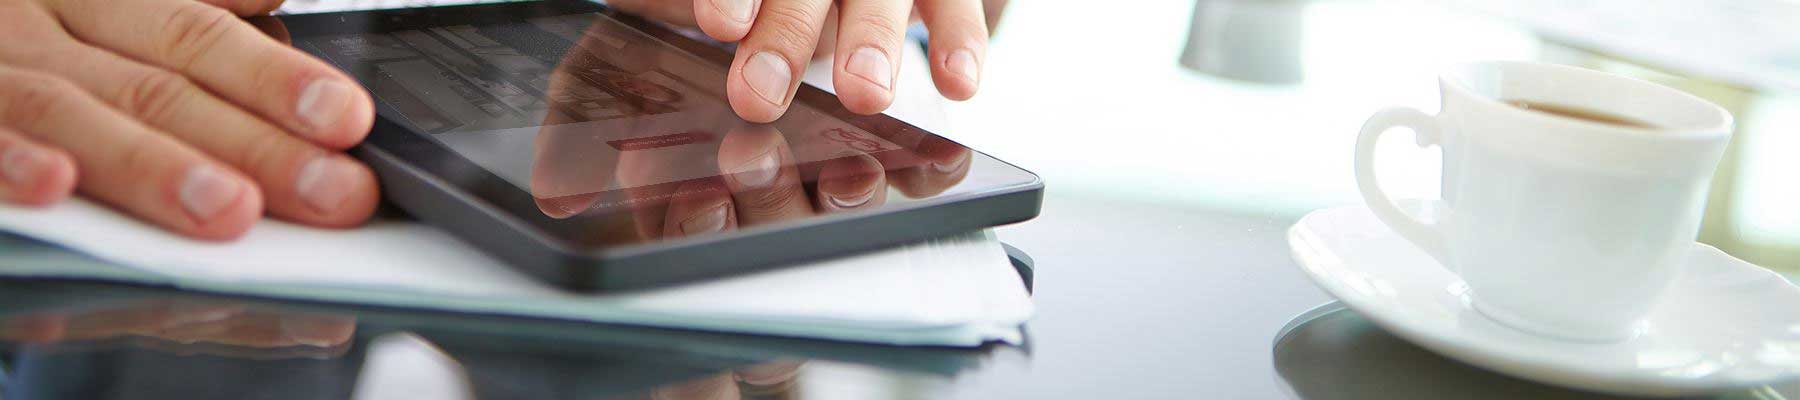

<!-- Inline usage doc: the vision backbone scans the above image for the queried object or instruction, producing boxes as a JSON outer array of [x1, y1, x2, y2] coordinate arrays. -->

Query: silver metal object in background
[[1180, 0, 1308, 84]]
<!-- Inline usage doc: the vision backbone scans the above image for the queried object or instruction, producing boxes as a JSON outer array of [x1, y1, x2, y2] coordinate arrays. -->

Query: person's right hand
[[532, 22, 973, 241], [0, 0, 380, 240]]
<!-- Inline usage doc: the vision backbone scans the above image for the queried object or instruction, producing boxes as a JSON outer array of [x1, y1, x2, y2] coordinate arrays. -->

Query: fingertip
[[534, 193, 600, 219], [726, 79, 786, 123], [182, 179, 263, 241], [931, 69, 979, 101], [34, 149, 78, 205], [295, 76, 375, 149], [837, 84, 896, 115], [298, 159, 381, 228], [939, 81, 978, 101], [663, 178, 736, 237], [932, 48, 982, 101], [695, 0, 755, 42], [815, 153, 886, 212], [3, 146, 78, 206]]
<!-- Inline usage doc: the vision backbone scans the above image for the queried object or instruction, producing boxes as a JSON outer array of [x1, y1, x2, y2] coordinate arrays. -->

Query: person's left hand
[[606, 0, 988, 122]]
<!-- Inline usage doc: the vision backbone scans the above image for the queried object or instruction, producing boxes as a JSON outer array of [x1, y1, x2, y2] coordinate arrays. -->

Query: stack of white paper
[[0, 199, 1033, 346]]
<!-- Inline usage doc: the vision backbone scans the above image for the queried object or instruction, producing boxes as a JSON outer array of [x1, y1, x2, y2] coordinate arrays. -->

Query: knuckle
[[117, 71, 196, 125], [0, 70, 81, 130], [756, 6, 823, 52], [849, 12, 906, 42], [159, 2, 240, 71]]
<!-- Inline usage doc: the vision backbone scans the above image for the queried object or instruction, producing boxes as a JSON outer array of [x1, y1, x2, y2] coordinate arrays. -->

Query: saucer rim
[[1286, 205, 1800, 397]]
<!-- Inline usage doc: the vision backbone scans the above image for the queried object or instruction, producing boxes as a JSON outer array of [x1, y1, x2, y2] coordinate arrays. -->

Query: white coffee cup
[[1354, 61, 1733, 341]]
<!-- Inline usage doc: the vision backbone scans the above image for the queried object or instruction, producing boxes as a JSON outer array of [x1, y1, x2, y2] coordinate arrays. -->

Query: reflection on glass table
[[1272, 302, 1800, 400], [0, 281, 1019, 400]]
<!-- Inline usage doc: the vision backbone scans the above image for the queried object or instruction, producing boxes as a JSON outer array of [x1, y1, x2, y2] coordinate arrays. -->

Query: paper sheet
[[0, 198, 1032, 346]]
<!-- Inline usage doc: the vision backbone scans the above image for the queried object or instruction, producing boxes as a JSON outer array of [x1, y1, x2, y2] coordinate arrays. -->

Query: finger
[[0, 128, 77, 206], [916, 0, 987, 100], [693, 0, 760, 42], [195, 0, 284, 16], [661, 178, 737, 238], [726, 0, 833, 122], [717, 125, 812, 224], [530, 125, 615, 219], [26, 44, 378, 226], [0, 68, 261, 240], [831, 0, 910, 114], [51, 0, 375, 148], [245, 15, 293, 45], [606, 0, 700, 28], [0, 313, 68, 343], [653, 373, 741, 400], [889, 135, 970, 198], [735, 359, 805, 386], [813, 153, 886, 212]]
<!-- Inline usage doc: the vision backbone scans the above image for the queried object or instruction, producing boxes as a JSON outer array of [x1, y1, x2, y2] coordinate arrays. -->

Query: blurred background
[[941, 0, 1799, 275]]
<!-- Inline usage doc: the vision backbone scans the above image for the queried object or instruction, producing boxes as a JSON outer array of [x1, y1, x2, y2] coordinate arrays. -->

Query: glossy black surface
[[278, 2, 1041, 251]]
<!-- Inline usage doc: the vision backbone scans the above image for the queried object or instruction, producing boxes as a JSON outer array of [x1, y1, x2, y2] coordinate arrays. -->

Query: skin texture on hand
[[0, 0, 381, 240], [606, 0, 990, 122]]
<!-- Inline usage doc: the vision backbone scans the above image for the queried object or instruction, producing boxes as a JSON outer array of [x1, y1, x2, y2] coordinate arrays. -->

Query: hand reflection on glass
[[0, 300, 355, 358], [527, 24, 972, 242], [651, 359, 805, 400]]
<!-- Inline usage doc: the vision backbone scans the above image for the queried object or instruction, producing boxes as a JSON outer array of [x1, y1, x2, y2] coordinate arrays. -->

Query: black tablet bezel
[[277, 1, 1044, 290]]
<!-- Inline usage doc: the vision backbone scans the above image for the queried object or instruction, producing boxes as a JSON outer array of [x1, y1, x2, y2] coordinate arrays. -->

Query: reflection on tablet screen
[[297, 10, 1032, 247]]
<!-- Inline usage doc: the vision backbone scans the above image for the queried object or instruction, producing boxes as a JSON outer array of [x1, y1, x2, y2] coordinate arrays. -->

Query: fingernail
[[1, 145, 49, 186], [847, 47, 892, 89], [295, 79, 356, 135], [729, 149, 780, 187], [824, 187, 875, 209], [178, 165, 246, 223], [948, 49, 979, 84], [931, 152, 970, 174], [712, 0, 754, 23], [744, 52, 792, 105], [296, 156, 359, 213], [681, 203, 731, 234]]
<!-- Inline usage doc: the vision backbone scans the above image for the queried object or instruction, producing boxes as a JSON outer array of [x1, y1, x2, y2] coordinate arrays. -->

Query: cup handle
[[1354, 107, 1451, 267]]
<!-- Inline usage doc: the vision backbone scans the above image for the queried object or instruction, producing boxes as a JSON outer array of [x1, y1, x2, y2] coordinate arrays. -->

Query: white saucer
[[1287, 202, 1800, 397]]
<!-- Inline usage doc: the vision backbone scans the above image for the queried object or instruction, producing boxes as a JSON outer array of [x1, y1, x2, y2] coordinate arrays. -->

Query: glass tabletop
[[2, 0, 1796, 399]]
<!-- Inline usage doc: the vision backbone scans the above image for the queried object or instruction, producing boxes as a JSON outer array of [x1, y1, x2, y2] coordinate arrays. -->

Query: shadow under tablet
[[1269, 302, 1798, 400]]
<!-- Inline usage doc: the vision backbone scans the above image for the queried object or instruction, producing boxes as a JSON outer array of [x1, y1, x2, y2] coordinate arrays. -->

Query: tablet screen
[[288, 3, 1038, 249]]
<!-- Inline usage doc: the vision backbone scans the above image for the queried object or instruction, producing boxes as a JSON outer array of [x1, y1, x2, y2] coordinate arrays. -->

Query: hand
[[607, 0, 988, 122], [0, 0, 380, 240]]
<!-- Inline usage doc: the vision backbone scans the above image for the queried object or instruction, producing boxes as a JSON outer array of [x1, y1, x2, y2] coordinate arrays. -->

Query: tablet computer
[[277, 1, 1043, 291]]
